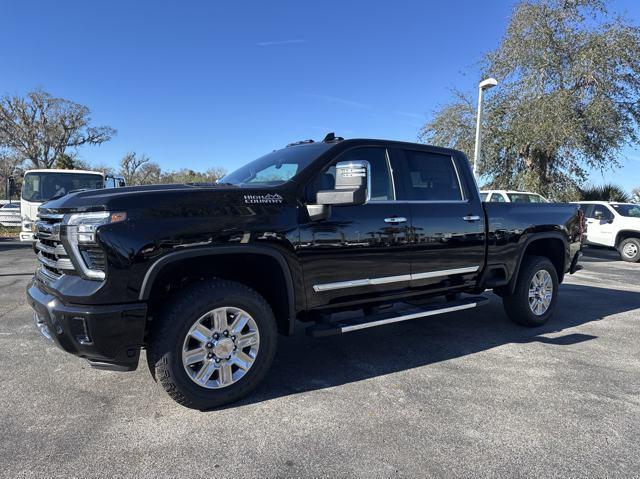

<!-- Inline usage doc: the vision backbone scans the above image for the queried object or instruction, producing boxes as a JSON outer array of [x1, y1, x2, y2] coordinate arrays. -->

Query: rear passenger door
[[394, 149, 486, 293]]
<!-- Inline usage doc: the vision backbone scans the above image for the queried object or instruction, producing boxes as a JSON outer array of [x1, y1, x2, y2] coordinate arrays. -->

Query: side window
[[578, 203, 593, 218], [306, 147, 394, 202], [479, 192, 488, 201], [489, 193, 505, 202], [593, 204, 614, 221], [399, 150, 463, 201]]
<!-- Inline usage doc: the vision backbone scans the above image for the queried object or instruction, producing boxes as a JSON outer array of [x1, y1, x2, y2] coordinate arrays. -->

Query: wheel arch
[[504, 232, 568, 295], [615, 230, 640, 247], [140, 246, 297, 335]]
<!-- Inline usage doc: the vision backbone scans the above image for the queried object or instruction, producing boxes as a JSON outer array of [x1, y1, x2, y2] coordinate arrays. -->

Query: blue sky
[[1, 0, 639, 190]]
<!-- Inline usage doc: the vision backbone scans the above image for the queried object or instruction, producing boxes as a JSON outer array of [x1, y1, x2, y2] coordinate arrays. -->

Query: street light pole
[[473, 77, 498, 179]]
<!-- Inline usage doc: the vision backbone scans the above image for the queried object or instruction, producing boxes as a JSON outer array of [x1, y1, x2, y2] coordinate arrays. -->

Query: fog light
[[70, 317, 92, 344]]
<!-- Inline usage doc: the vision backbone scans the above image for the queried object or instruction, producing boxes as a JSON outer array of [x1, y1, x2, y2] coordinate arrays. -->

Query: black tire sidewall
[[152, 281, 277, 409], [619, 238, 640, 263], [504, 256, 559, 327]]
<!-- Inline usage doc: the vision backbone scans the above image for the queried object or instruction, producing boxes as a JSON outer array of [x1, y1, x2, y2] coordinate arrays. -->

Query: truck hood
[[37, 183, 265, 214]]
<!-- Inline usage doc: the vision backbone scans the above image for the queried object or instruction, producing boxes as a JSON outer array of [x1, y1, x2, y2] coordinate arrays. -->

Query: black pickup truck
[[27, 135, 583, 409]]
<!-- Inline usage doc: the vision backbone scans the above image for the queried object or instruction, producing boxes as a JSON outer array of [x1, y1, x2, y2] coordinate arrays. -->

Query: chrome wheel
[[622, 242, 638, 259], [182, 307, 260, 389], [528, 270, 553, 316]]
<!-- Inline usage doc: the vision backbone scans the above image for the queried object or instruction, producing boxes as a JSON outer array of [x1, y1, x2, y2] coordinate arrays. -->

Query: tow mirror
[[315, 160, 369, 206]]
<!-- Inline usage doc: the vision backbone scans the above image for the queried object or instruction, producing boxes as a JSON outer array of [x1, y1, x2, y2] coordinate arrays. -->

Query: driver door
[[297, 147, 411, 309]]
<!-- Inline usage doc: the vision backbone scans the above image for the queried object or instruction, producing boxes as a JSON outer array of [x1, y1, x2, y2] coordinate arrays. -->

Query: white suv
[[480, 190, 549, 203], [574, 201, 640, 262]]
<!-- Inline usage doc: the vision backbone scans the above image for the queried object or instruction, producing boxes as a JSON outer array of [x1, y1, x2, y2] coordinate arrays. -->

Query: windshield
[[220, 143, 333, 186], [611, 204, 640, 217], [21, 172, 104, 202], [507, 193, 547, 203]]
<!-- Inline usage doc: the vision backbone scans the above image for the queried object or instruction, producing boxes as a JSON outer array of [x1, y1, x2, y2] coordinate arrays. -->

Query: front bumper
[[20, 231, 35, 242], [26, 278, 147, 371]]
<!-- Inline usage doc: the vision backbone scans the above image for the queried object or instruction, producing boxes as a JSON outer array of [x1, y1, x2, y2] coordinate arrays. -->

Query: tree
[[118, 152, 162, 185], [0, 89, 115, 169], [632, 187, 640, 203], [579, 184, 630, 202], [0, 150, 23, 198], [421, 0, 640, 200]]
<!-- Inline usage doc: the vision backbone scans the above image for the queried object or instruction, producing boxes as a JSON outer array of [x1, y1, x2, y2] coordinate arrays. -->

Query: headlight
[[65, 211, 127, 280]]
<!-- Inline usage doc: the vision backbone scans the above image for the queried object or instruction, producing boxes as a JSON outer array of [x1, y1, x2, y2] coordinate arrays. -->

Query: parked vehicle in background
[[19, 169, 125, 241], [26, 135, 583, 409], [574, 201, 640, 262], [480, 190, 549, 203], [0, 201, 21, 227]]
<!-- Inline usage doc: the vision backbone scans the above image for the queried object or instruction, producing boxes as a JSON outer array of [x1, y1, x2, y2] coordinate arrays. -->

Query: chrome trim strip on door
[[312, 266, 480, 292], [410, 266, 479, 280], [341, 301, 478, 332]]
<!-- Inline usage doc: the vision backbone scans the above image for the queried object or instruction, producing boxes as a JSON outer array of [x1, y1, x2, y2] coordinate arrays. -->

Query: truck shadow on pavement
[[231, 283, 639, 408]]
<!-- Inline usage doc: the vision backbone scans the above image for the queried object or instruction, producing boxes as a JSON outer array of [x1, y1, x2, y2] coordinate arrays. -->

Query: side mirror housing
[[315, 160, 369, 206]]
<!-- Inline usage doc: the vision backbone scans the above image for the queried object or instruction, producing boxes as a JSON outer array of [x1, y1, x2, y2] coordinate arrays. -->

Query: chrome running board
[[307, 296, 489, 338]]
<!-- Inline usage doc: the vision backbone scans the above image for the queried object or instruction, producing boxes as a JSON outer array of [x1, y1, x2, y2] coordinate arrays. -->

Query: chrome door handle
[[384, 216, 407, 224], [463, 215, 481, 221]]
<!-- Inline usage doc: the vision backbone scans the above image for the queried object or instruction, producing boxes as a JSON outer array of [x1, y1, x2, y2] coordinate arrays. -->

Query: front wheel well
[[146, 253, 292, 335]]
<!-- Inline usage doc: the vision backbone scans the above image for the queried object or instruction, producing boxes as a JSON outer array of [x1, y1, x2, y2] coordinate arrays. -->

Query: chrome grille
[[35, 213, 75, 279]]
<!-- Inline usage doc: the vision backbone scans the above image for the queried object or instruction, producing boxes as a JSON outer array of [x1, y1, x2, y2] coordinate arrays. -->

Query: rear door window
[[398, 150, 463, 201]]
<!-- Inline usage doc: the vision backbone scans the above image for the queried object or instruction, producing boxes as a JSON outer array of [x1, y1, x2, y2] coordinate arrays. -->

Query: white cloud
[[256, 39, 307, 47]]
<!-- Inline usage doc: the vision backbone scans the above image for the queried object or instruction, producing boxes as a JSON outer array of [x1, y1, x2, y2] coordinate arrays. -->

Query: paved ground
[[1, 243, 639, 478]]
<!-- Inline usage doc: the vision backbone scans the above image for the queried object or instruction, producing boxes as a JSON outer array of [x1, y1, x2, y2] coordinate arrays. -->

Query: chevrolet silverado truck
[[27, 135, 584, 409]]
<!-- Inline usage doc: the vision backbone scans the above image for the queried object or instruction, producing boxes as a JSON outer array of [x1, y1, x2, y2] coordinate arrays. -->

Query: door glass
[[489, 193, 505, 202], [400, 150, 463, 201], [593, 205, 614, 222], [306, 147, 394, 202]]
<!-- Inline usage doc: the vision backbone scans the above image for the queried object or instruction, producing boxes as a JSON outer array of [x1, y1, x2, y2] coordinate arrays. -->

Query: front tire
[[148, 279, 277, 410], [502, 255, 558, 327], [618, 238, 640, 263]]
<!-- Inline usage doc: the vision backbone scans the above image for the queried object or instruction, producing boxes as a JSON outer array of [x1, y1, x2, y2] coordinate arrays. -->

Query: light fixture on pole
[[473, 77, 498, 179]]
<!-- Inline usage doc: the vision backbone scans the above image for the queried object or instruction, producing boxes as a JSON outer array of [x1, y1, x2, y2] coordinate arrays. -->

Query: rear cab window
[[397, 150, 464, 201]]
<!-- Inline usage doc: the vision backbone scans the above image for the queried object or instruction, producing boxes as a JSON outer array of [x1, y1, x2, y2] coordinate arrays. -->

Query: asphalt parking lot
[[1, 243, 639, 478]]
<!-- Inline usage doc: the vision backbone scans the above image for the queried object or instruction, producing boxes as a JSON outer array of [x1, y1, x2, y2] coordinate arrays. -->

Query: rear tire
[[147, 279, 277, 410], [502, 255, 558, 327], [618, 238, 640, 263]]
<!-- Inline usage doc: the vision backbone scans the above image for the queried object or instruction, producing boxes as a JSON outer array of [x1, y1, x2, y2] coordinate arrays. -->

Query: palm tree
[[579, 184, 630, 202]]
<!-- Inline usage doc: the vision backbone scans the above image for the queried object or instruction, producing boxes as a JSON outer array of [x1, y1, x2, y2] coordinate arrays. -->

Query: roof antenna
[[323, 132, 336, 142]]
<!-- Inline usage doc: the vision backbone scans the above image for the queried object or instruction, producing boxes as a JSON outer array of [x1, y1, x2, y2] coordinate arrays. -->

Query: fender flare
[[139, 245, 297, 335], [506, 231, 569, 294]]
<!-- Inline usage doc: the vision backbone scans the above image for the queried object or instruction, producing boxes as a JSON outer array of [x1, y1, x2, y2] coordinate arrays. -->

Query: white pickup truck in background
[[574, 201, 640, 262]]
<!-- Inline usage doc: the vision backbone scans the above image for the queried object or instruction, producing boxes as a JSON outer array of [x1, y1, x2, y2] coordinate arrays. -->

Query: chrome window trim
[[450, 156, 466, 201], [312, 266, 480, 293], [385, 149, 397, 202]]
